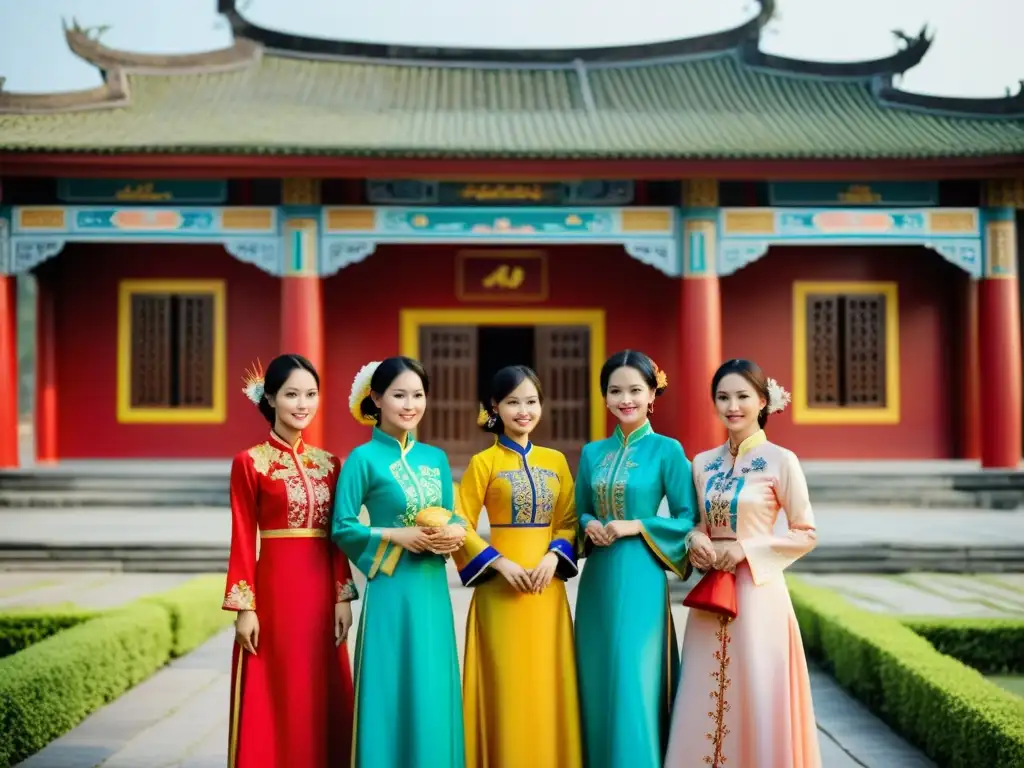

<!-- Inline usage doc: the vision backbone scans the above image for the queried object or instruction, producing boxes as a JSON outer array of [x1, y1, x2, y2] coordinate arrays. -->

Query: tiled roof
[[0, 3, 1021, 159]]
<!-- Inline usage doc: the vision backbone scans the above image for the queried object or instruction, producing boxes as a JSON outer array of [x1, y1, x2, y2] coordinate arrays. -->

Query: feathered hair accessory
[[476, 404, 497, 429], [766, 378, 791, 413], [349, 361, 382, 426], [241, 360, 265, 406]]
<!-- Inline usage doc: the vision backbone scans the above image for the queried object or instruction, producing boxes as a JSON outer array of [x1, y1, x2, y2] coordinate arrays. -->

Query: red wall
[[721, 246, 959, 459], [53, 243, 280, 458], [50, 241, 961, 462], [323, 244, 681, 457]]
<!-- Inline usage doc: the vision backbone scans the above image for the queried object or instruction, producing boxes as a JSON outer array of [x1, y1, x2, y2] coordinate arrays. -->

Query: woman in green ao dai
[[331, 356, 468, 768]]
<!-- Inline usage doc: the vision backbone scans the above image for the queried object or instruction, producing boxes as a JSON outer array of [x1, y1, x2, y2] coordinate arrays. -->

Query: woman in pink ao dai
[[665, 358, 821, 768]]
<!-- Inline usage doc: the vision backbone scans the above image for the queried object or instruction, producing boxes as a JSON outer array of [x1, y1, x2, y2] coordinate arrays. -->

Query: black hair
[[259, 354, 320, 425], [711, 358, 771, 429], [359, 356, 430, 425], [480, 365, 544, 434], [599, 350, 666, 397]]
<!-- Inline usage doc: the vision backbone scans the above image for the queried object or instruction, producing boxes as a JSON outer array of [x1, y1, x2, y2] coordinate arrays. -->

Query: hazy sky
[[0, 0, 1021, 98]]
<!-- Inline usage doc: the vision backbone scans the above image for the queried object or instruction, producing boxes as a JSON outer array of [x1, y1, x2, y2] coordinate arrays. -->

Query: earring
[[486, 412, 497, 429], [648, 403, 654, 414]]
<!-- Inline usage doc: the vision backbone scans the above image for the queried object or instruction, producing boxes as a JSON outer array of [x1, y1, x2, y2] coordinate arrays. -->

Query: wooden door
[[533, 326, 590, 472], [417, 326, 485, 473]]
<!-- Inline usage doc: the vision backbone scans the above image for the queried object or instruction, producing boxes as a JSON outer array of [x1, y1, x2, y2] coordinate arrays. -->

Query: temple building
[[0, 0, 1022, 471]]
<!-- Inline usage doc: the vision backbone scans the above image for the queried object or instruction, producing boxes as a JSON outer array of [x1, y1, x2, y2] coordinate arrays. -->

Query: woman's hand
[[388, 526, 433, 553], [529, 552, 559, 593], [334, 601, 353, 647], [585, 519, 612, 547], [687, 531, 717, 571], [715, 541, 746, 573], [494, 557, 533, 593], [425, 524, 466, 554], [604, 519, 642, 542], [234, 610, 259, 655]]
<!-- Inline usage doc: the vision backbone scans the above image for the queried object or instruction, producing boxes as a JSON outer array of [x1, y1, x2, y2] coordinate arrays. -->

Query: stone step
[[3, 468, 1023, 509], [0, 490, 230, 508]]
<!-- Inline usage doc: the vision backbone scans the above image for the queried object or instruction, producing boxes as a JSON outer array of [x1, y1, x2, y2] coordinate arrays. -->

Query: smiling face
[[269, 368, 319, 434], [495, 377, 542, 441], [714, 372, 766, 437], [605, 366, 655, 427], [373, 369, 426, 434]]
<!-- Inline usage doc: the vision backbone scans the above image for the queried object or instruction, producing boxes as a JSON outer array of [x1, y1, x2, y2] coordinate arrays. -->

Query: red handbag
[[682, 568, 738, 620]]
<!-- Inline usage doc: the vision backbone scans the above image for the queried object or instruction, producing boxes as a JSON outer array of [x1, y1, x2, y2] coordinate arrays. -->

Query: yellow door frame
[[399, 308, 607, 442]]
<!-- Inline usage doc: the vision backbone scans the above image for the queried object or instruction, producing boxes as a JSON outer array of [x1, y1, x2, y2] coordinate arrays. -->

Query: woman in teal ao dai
[[331, 357, 468, 768], [574, 350, 699, 768]]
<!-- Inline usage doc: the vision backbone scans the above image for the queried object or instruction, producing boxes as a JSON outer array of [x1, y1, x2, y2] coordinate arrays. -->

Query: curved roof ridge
[[739, 25, 933, 81], [0, 69, 130, 115], [63, 17, 262, 75], [216, 0, 773, 65], [873, 75, 1024, 119]]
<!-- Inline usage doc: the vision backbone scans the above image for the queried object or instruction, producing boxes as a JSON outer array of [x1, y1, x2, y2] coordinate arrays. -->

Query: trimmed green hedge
[[788, 577, 1024, 768], [0, 575, 233, 768], [0, 608, 97, 659], [901, 617, 1024, 675], [143, 574, 234, 657]]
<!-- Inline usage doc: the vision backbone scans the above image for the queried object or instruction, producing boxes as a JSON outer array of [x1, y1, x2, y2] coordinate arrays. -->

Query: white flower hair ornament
[[349, 361, 382, 426], [241, 360, 265, 407], [766, 378, 791, 414]]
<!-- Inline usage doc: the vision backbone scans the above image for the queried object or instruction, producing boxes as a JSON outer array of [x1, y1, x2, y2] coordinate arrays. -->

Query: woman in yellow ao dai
[[453, 365, 582, 768], [666, 359, 821, 768]]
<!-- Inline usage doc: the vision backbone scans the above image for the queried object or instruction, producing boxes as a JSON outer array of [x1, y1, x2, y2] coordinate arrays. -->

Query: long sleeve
[[452, 453, 502, 586], [223, 454, 258, 611], [548, 454, 579, 579], [331, 450, 387, 580], [328, 456, 359, 602], [639, 438, 698, 580], [740, 449, 818, 586], [684, 460, 710, 551], [574, 446, 598, 558]]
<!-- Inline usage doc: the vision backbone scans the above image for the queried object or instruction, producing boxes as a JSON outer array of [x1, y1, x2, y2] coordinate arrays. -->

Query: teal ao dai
[[574, 421, 698, 768], [331, 428, 466, 768]]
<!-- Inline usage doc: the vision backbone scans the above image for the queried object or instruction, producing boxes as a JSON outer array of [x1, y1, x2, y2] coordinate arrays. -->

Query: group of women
[[222, 348, 821, 768]]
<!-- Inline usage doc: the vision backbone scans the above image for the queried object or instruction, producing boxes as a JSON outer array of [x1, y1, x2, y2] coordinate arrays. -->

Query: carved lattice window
[[806, 293, 886, 408], [130, 293, 215, 409]]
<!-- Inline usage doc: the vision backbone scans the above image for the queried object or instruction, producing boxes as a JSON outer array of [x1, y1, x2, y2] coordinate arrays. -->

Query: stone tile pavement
[[798, 572, 1024, 617], [9, 567, 940, 768]]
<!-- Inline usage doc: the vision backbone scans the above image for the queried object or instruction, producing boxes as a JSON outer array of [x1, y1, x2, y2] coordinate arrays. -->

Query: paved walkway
[[5, 567, 943, 768]]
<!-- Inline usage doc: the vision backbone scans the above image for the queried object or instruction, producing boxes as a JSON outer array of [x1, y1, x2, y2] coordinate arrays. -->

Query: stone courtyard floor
[[9, 568, 1018, 767]]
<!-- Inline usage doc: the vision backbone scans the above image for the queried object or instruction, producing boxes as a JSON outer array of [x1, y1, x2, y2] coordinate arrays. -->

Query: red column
[[678, 201, 725, 455], [281, 215, 325, 447], [960, 277, 981, 461], [979, 209, 1021, 468], [679, 275, 724, 455], [35, 270, 58, 463], [0, 275, 19, 468]]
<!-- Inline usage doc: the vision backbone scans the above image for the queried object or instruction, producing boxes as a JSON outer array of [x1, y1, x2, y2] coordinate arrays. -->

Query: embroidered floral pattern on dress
[[704, 455, 724, 472], [593, 448, 638, 521], [246, 442, 338, 528], [741, 456, 767, 475], [224, 580, 255, 611], [498, 466, 559, 524], [389, 460, 445, 526], [704, 616, 733, 765], [336, 578, 358, 602]]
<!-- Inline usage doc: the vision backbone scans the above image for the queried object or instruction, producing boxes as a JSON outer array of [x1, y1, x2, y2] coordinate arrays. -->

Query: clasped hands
[[495, 552, 559, 594], [687, 531, 745, 573], [584, 518, 642, 547], [389, 524, 467, 555]]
